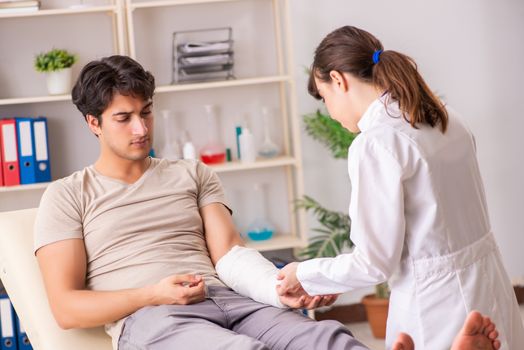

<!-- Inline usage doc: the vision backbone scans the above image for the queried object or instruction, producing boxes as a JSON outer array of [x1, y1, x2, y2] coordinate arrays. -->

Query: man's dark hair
[[72, 55, 155, 125]]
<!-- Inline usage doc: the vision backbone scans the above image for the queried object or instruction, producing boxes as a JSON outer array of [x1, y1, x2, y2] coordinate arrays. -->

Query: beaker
[[258, 107, 280, 158], [245, 183, 275, 241], [200, 104, 226, 164], [159, 110, 181, 160]]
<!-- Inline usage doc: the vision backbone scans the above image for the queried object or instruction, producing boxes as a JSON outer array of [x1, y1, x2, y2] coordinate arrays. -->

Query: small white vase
[[46, 68, 72, 95]]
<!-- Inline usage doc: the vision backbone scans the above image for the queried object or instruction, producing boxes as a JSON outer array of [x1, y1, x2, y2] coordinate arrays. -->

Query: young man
[[34, 55, 366, 350]]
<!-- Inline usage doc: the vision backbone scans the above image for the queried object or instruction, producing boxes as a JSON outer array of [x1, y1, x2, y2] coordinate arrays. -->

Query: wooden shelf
[[0, 94, 71, 106], [0, 182, 50, 193], [155, 75, 291, 94], [245, 234, 306, 252], [0, 5, 116, 19], [130, 0, 240, 10], [210, 156, 297, 173], [0, 157, 296, 193], [0, 76, 290, 106]]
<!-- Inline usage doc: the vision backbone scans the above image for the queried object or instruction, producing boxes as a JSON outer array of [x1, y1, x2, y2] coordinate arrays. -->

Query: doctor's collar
[[357, 94, 388, 132]]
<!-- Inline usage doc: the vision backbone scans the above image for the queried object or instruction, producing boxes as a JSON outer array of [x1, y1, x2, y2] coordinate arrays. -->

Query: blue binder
[[0, 296, 17, 350], [14, 314, 31, 350], [15, 118, 37, 185], [31, 117, 51, 183]]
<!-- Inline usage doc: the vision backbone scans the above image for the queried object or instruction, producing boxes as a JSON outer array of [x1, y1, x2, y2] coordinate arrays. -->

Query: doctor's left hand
[[277, 262, 302, 295]]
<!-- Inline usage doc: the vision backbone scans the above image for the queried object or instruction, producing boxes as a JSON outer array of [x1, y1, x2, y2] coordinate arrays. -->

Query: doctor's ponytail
[[308, 26, 448, 133]]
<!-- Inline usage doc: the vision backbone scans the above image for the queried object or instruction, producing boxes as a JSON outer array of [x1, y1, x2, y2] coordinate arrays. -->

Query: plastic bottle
[[200, 105, 226, 164], [181, 130, 196, 160], [159, 109, 181, 160], [239, 127, 256, 163], [235, 124, 242, 160]]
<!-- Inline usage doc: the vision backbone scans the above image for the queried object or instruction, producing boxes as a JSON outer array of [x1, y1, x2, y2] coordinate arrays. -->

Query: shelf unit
[[0, 0, 308, 251], [125, 0, 307, 250]]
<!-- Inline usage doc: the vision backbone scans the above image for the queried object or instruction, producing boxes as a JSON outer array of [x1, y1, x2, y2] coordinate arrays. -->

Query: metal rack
[[172, 27, 235, 84]]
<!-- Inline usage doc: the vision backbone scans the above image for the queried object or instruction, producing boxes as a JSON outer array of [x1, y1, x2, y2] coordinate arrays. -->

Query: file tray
[[172, 27, 235, 84]]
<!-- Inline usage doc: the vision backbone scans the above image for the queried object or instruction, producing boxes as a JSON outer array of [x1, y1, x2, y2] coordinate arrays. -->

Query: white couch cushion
[[0, 208, 112, 350]]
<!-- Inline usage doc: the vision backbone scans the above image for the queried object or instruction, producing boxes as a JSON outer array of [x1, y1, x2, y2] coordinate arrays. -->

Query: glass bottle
[[258, 107, 280, 158], [245, 183, 275, 241], [200, 104, 226, 164], [159, 109, 181, 160]]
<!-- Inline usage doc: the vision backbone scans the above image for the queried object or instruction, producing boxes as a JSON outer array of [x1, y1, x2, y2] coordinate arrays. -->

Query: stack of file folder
[[0, 117, 51, 187], [0, 294, 32, 349], [172, 27, 235, 83]]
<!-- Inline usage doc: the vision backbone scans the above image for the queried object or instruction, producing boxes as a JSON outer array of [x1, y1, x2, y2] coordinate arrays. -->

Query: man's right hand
[[149, 274, 206, 306], [279, 290, 338, 309]]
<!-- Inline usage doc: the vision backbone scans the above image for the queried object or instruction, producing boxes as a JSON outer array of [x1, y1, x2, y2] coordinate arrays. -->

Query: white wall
[[290, 0, 524, 303]]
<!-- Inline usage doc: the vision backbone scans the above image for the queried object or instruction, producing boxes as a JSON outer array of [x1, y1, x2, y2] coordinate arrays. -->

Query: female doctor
[[277, 26, 524, 349]]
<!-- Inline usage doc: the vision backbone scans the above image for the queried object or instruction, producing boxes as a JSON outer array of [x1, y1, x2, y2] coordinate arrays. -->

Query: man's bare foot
[[391, 332, 414, 350], [390, 311, 500, 350], [451, 311, 501, 350]]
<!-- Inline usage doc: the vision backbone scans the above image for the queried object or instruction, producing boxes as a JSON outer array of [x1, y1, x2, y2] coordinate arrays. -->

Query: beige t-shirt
[[34, 158, 228, 349]]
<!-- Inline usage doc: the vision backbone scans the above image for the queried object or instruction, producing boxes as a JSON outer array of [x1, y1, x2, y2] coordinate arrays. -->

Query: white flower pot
[[46, 68, 72, 95]]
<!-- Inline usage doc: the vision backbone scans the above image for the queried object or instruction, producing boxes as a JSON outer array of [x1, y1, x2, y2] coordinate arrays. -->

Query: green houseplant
[[298, 109, 390, 338], [34, 49, 77, 95]]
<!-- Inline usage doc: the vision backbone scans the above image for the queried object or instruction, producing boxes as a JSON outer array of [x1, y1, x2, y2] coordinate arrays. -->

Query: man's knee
[[314, 320, 369, 350], [311, 319, 354, 338], [293, 319, 366, 350], [231, 334, 270, 350]]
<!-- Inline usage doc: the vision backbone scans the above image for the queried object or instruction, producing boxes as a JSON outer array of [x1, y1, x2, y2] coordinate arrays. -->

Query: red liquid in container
[[201, 153, 226, 164]]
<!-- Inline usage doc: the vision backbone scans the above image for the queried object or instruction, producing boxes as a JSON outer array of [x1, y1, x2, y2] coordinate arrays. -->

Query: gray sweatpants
[[118, 286, 368, 350]]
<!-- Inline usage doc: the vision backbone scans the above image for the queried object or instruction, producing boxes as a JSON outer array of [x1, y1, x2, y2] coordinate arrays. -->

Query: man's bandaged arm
[[215, 245, 285, 308]]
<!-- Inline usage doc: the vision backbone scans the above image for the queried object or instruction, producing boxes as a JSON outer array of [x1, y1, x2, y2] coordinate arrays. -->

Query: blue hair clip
[[372, 50, 383, 64]]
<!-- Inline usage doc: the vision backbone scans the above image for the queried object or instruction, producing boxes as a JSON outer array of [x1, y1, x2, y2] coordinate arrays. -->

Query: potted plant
[[34, 48, 77, 95], [297, 110, 390, 339], [361, 282, 390, 338]]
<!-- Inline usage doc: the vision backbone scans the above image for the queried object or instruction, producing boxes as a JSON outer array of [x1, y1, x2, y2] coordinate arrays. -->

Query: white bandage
[[215, 245, 285, 308]]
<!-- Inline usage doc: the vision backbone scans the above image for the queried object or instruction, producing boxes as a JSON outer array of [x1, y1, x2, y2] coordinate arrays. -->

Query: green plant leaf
[[295, 196, 352, 235], [303, 110, 357, 159], [296, 196, 353, 259], [375, 282, 390, 299], [34, 49, 78, 72]]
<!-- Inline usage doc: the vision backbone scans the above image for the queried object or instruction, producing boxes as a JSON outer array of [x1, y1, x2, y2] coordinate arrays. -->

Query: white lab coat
[[297, 96, 524, 349]]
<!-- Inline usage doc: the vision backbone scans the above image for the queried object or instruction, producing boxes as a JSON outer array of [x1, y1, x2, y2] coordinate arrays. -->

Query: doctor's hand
[[149, 274, 206, 306], [277, 262, 302, 295], [276, 262, 338, 309]]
